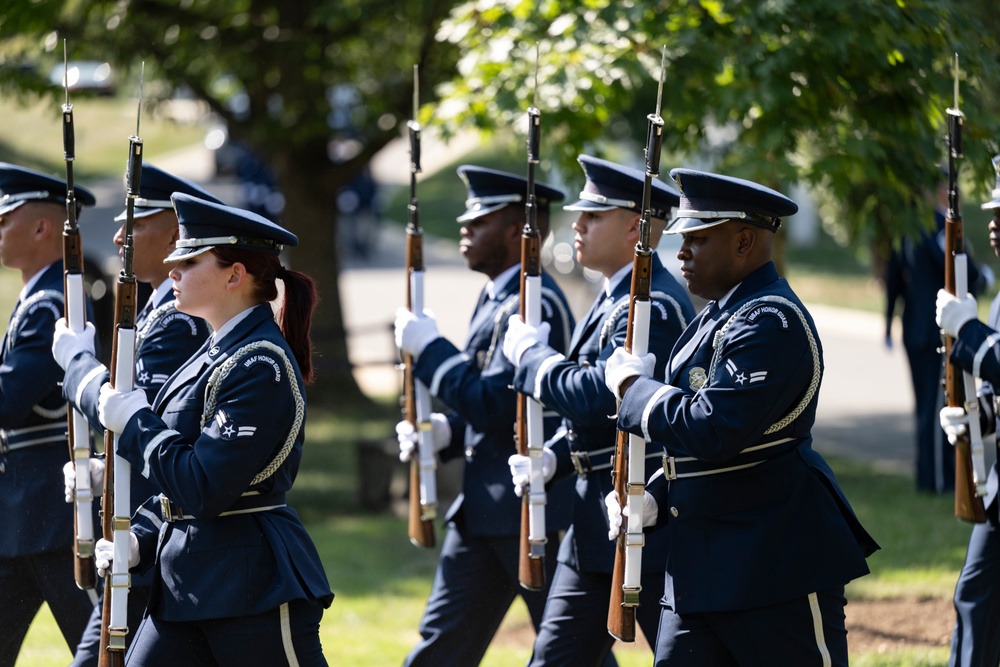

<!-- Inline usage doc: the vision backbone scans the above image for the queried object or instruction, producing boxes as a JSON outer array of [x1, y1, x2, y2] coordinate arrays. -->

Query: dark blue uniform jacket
[[618, 262, 879, 614], [118, 304, 333, 621]]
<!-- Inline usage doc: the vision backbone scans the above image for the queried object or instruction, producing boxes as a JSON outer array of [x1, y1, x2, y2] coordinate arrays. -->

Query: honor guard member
[[936, 155, 1000, 667], [52, 163, 217, 666], [885, 173, 987, 493], [605, 169, 879, 666], [0, 163, 99, 665], [394, 166, 576, 667], [501, 155, 694, 665], [95, 194, 333, 664]]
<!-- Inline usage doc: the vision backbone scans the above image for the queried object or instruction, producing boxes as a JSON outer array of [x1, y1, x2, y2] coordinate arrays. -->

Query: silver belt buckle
[[570, 450, 590, 477], [662, 454, 677, 480], [0, 430, 7, 455], [160, 496, 175, 522]]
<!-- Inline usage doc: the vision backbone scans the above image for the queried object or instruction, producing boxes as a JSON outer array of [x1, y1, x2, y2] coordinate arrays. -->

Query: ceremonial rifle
[[404, 64, 438, 548], [98, 64, 143, 667], [516, 46, 547, 591], [608, 47, 666, 641], [942, 53, 988, 523], [60, 41, 97, 592]]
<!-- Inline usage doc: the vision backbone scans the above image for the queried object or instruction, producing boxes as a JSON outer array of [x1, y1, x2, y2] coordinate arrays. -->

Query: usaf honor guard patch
[[216, 409, 258, 441]]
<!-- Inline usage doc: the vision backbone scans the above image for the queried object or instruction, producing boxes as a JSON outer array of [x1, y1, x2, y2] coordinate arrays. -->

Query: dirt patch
[[847, 596, 954, 653], [494, 596, 954, 656]]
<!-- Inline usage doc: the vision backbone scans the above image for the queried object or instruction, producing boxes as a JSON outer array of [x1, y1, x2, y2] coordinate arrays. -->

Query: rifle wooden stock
[[609, 49, 664, 640], [403, 90, 436, 546], [61, 46, 97, 590], [405, 230, 435, 548], [608, 251, 652, 642], [944, 214, 987, 523], [98, 278, 136, 667], [942, 57, 986, 524], [517, 229, 545, 591]]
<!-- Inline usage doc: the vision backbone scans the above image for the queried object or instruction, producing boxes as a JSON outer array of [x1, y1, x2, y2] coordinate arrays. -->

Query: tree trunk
[[277, 155, 369, 405]]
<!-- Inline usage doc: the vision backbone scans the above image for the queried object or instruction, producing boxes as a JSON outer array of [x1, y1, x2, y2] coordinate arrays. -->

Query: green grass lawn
[[13, 402, 971, 667]]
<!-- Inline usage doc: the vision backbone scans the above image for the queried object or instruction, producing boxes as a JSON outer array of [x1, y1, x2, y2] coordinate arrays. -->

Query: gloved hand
[[936, 289, 978, 338], [62, 458, 105, 503], [507, 448, 556, 497], [95, 533, 140, 578], [98, 383, 150, 434], [605, 489, 659, 540], [52, 318, 97, 371], [502, 315, 551, 366], [604, 347, 656, 401], [396, 413, 451, 462], [940, 405, 970, 445], [394, 307, 440, 360]]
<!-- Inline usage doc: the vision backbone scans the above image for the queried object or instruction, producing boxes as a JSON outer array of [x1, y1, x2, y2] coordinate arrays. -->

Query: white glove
[[605, 489, 659, 540], [508, 448, 556, 497], [936, 289, 978, 338], [62, 458, 105, 503], [502, 315, 551, 366], [98, 383, 150, 434], [52, 318, 97, 371], [940, 405, 970, 445], [396, 413, 451, 462], [95, 533, 140, 578], [604, 347, 656, 401], [394, 307, 440, 359]]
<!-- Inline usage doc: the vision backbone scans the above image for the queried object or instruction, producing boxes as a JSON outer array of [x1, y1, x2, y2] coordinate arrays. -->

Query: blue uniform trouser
[[0, 550, 97, 666], [653, 587, 848, 666], [124, 598, 326, 666], [403, 525, 559, 667], [528, 561, 661, 667], [950, 510, 1000, 667], [70, 584, 150, 667], [907, 345, 953, 493]]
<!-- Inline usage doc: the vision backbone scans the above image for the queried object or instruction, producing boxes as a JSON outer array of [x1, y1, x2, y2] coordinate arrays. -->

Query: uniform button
[[670, 506, 679, 517]]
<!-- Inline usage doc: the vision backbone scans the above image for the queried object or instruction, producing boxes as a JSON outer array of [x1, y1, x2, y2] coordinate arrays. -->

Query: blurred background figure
[[884, 175, 992, 494]]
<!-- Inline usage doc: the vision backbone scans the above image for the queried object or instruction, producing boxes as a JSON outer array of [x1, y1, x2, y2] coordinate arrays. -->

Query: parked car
[[48, 60, 116, 96]]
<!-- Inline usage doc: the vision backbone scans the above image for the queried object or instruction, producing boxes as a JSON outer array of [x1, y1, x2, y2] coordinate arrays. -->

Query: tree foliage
[[0, 0, 463, 402], [434, 0, 1000, 256]]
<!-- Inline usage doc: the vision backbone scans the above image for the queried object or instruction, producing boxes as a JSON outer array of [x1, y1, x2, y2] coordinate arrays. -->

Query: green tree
[[0, 0, 462, 402], [435, 0, 1000, 260]]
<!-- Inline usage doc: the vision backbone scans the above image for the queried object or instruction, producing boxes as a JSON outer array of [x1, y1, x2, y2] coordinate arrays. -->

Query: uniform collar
[[486, 263, 520, 301]]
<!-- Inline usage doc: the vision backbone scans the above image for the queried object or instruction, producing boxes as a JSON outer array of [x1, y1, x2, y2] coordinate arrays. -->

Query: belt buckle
[[662, 454, 677, 480], [0, 430, 7, 455], [570, 450, 590, 477], [160, 496, 175, 522]]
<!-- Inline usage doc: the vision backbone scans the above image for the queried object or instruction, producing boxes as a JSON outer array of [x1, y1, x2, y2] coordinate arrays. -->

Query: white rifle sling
[[65, 273, 95, 564], [524, 273, 547, 555], [955, 254, 989, 495], [109, 327, 135, 649], [623, 298, 651, 603], [410, 269, 438, 519]]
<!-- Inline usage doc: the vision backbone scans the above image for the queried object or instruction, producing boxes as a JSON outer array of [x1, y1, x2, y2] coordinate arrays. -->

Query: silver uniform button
[[670, 506, 679, 517]]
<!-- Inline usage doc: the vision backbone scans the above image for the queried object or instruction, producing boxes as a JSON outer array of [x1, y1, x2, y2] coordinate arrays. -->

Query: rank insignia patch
[[689, 367, 708, 391], [215, 410, 258, 441], [725, 358, 767, 385]]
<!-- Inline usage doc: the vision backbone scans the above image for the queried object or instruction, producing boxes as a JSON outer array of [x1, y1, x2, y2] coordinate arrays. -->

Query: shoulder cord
[[598, 291, 690, 351], [482, 287, 571, 368], [202, 340, 305, 488], [10, 290, 67, 420], [135, 301, 177, 349], [707, 296, 821, 435]]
